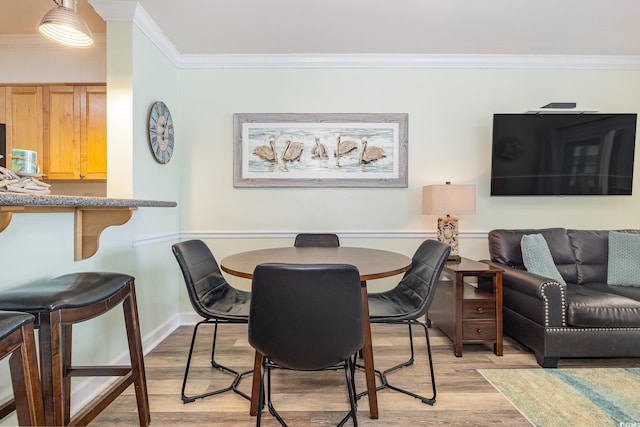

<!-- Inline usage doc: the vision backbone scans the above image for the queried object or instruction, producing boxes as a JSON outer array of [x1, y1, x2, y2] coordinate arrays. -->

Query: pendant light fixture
[[39, 0, 94, 48]]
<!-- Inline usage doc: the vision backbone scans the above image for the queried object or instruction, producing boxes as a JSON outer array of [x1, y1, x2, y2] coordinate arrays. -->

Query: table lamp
[[422, 182, 476, 262]]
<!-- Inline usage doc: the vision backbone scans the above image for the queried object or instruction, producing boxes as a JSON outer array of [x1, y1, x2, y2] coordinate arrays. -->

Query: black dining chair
[[249, 263, 363, 427], [366, 239, 450, 405], [172, 239, 252, 403], [293, 233, 340, 247]]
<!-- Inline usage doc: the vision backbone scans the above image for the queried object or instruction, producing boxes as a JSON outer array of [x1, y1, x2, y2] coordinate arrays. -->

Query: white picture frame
[[233, 113, 408, 188]]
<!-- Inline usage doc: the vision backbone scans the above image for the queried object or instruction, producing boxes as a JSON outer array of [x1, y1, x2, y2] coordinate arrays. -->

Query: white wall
[[176, 67, 640, 298], [0, 35, 106, 83]]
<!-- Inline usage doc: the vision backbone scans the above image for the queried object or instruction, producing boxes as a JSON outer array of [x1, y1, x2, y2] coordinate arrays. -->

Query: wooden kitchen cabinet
[[44, 85, 106, 180], [4, 86, 44, 170], [44, 85, 79, 179], [81, 86, 107, 180], [1, 84, 106, 181]]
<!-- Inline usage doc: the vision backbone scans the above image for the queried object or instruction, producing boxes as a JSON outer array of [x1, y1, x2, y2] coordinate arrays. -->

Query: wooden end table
[[427, 257, 503, 357]]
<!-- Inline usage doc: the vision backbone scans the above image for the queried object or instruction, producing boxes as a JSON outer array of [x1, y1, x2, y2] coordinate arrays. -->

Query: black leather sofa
[[483, 228, 640, 367]]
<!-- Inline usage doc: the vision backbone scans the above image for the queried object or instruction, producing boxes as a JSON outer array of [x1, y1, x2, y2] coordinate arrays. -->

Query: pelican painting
[[334, 133, 358, 167], [310, 135, 329, 159], [333, 133, 358, 157], [281, 137, 304, 172], [252, 137, 277, 162], [360, 137, 386, 164], [236, 112, 407, 187]]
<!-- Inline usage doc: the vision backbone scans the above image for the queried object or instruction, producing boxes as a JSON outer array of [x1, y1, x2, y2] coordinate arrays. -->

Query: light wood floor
[[92, 323, 640, 426]]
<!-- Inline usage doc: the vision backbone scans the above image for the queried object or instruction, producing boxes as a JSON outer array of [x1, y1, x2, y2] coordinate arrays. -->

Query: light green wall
[[176, 67, 640, 297], [127, 25, 182, 334]]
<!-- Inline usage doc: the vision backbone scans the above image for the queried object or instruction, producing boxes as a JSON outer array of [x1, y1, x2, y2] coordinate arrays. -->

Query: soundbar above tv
[[490, 113, 637, 196]]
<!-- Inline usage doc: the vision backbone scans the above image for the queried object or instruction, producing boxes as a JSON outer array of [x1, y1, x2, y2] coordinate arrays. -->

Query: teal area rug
[[478, 368, 640, 427]]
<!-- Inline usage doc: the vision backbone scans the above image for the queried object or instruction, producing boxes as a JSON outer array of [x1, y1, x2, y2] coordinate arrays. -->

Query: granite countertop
[[0, 193, 177, 208]]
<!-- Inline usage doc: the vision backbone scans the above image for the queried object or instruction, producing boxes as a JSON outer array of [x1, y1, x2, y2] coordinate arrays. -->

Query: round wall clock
[[147, 101, 174, 164]]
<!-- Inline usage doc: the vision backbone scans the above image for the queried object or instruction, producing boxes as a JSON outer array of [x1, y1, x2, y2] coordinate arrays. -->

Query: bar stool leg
[[9, 321, 45, 426], [123, 283, 151, 426], [63, 325, 73, 425], [38, 311, 65, 426]]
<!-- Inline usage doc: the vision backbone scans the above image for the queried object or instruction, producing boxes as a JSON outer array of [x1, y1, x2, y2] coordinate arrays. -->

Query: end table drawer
[[462, 300, 495, 319], [462, 321, 496, 340]]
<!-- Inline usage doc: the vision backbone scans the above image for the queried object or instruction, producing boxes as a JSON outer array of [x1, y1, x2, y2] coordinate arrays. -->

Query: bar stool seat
[[0, 311, 45, 426], [0, 272, 150, 426]]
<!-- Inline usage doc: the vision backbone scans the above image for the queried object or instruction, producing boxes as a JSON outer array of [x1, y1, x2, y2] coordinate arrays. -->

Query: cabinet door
[[5, 87, 44, 172], [0, 86, 6, 123], [44, 86, 81, 180], [80, 86, 106, 180]]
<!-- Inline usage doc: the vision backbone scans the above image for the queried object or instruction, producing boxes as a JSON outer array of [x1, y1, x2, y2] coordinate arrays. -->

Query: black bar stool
[[0, 311, 45, 426], [0, 272, 150, 426]]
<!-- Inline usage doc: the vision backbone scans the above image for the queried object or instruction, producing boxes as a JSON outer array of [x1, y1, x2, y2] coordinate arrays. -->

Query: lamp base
[[447, 254, 462, 263], [437, 215, 461, 260]]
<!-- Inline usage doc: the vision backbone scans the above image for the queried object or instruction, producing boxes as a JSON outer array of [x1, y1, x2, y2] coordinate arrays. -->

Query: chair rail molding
[[176, 230, 488, 240]]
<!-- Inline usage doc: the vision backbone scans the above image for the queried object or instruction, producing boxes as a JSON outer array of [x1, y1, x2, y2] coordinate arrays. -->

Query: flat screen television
[[490, 113, 637, 196]]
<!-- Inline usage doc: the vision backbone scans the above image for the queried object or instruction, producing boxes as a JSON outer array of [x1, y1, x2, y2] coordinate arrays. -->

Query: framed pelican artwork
[[233, 113, 408, 187]]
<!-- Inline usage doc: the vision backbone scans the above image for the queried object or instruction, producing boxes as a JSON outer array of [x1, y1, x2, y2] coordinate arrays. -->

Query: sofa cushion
[[608, 231, 640, 286], [566, 285, 640, 327], [567, 229, 609, 285], [582, 282, 640, 302], [521, 234, 567, 286], [489, 228, 578, 283]]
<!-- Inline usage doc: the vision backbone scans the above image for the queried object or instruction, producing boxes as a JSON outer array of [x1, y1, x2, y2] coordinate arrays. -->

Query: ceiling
[[2, 0, 640, 56]]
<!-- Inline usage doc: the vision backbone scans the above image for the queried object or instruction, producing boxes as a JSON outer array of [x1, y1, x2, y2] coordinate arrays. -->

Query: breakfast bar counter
[[0, 193, 177, 260]]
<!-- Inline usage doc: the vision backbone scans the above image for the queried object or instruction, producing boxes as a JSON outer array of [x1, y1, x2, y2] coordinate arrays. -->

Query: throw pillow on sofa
[[520, 234, 567, 286], [607, 231, 640, 287]]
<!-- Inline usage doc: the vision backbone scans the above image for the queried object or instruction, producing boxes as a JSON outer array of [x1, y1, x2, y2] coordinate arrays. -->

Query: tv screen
[[490, 113, 637, 196]]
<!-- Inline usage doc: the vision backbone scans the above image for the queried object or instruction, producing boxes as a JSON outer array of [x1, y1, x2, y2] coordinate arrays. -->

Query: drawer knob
[[476, 328, 484, 335], [476, 307, 484, 314]]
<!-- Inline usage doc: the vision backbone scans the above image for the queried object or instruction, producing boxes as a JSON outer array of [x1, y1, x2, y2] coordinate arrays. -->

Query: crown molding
[[90, 0, 182, 64], [89, 0, 138, 21], [175, 53, 640, 70], [130, 2, 182, 63], [87, 1, 640, 71]]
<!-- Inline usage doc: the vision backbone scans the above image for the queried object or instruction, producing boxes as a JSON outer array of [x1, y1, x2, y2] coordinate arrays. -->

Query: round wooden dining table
[[220, 246, 413, 420]]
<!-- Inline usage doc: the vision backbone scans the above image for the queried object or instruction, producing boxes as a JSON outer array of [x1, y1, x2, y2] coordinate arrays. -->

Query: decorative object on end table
[[422, 182, 475, 261], [148, 101, 175, 164]]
